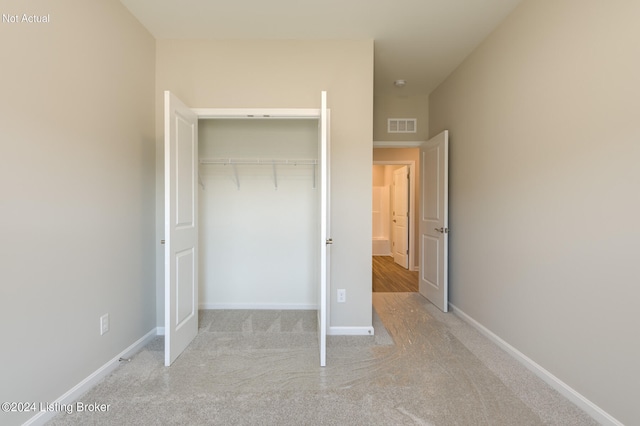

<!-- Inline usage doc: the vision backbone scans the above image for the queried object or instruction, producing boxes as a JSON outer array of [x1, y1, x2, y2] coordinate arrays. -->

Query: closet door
[[164, 91, 199, 366], [318, 91, 330, 367]]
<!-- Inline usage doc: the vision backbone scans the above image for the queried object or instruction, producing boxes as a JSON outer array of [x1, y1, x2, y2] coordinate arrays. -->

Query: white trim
[[193, 108, 320, 119], [327, 326, 374, 336], [156, 327, 165, 336], [199, 303, 317, 310], [449, 304, 623, 426], [373, 140, 424, 148], [373, 160, 417, 272], [23, 328, 159, 426]]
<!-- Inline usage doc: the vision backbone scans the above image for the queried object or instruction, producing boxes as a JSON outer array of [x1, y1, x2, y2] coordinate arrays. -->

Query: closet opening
[[198, 118, 320, 309], [164, 92, 330, 366]]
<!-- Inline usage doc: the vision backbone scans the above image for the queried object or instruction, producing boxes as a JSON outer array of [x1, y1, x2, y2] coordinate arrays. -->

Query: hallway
[[372, 255, 418, 292]]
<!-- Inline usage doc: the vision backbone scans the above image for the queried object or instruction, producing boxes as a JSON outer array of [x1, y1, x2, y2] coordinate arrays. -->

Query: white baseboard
[[449, 303, 623, 426], [328, 326, 374, 336], [199, 303, 316, 310], [156, 327, 165, 336], [23, 328, 159, 426]]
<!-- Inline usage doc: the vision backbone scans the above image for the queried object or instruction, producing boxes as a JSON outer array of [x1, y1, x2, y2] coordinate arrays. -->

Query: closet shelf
[[200, 158, 317, 166], [199, 158, 318, 190]]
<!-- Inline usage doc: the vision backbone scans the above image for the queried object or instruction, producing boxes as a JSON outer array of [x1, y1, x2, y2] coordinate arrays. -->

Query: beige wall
[[373, 148, 420, 270], [155, 40, 374, 329], [429, 1, 640, 424], [374, 94, 428, 141], [0, 1, 156, 424]]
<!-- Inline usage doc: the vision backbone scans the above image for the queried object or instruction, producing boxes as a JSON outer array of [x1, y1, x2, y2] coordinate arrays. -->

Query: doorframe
[[373, 160, 416, 272]]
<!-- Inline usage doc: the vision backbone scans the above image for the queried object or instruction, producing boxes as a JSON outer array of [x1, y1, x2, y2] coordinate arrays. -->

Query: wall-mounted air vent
[[387, 118, 417, 133]]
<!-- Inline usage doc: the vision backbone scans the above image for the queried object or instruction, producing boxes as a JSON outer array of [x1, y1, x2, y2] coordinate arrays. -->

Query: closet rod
[[200, 158, 318, 190], [200, 158, 318, 166]]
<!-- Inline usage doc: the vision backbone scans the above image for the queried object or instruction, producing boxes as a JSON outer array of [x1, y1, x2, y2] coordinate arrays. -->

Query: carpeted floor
[[48, 293, 596, 425]]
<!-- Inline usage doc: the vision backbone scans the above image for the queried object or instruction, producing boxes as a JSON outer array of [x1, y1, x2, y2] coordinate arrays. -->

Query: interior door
[[164, 91, 199, 366], [419, 131, 449, 312], [392, 166, 409, 268], [318, 91, 330, 367]]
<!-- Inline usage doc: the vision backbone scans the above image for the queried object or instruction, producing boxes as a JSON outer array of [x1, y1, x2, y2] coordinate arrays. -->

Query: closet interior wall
[[198, 118, 319, 309]]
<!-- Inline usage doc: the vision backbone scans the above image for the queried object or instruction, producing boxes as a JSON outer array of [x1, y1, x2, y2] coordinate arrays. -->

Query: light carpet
[[48, 293, 596, 425]]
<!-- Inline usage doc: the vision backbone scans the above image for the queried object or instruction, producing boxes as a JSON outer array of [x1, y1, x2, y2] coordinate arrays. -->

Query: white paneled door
[[392, 166, 409, 269], [318, 91, 330, 367], [164, 91, 199, 366], [419, 131, 449, 312]]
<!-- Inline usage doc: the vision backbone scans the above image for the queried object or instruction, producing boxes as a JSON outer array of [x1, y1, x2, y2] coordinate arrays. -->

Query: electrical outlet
[[100, 314, 109, 335], [337, 289, 346, 303]]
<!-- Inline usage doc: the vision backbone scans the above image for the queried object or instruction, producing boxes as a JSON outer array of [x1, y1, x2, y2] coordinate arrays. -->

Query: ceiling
[[120, 0, 523, 97]]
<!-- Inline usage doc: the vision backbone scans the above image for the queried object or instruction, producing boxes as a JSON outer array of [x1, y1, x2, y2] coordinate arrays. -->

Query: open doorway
[[372, 147, 420, 292], [371, 134, 450, 309]]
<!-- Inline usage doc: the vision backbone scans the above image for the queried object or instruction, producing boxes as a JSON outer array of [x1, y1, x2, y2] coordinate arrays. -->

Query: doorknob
[[326, 238, 333, 245], [434, 227, 449, 234]]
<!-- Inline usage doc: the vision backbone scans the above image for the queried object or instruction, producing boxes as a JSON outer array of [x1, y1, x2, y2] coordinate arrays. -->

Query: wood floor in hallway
[[372, 255, 418, 292]]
